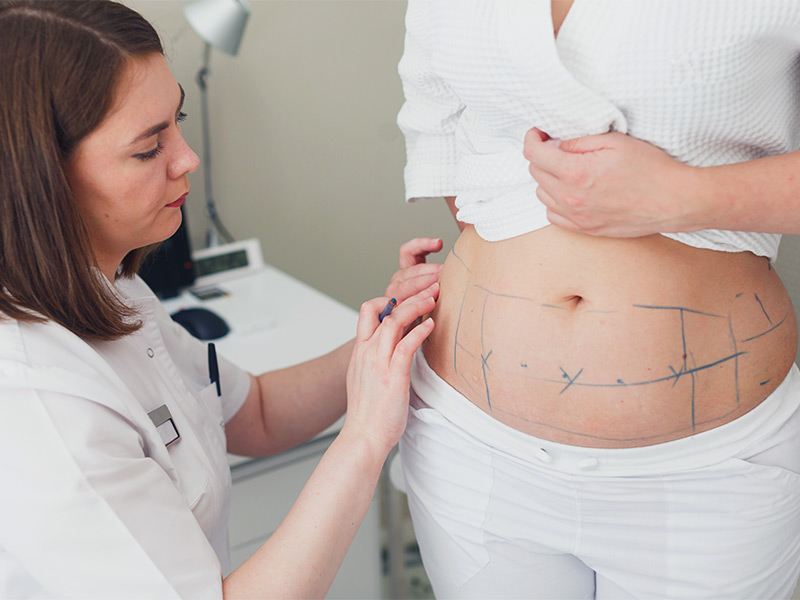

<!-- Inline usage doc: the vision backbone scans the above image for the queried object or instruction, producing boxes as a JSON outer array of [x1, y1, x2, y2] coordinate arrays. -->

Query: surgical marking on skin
[[440, 252, 789, 441], [482, 350, 493, 371], [728, 314, 741, 407], [450, 246, 471, 273], [522, 350, 746, 390], [680, 311, 687, 372], [633, 304, 724, 319], [755, 294, 773, 324], [741, 314, 788, 343], [474, 285, 533, 303], [559, 367, 584, 394], [668, 364, 683, 387], [492, 403, 745, 444], [480, 294, 492, 409], [453, 286, 469, 374], [455, 342, 476, 359]]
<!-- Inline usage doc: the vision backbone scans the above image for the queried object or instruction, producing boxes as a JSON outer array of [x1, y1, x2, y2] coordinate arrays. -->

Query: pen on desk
[[208, 343, 221, 397], [379, 298, 397, 323]]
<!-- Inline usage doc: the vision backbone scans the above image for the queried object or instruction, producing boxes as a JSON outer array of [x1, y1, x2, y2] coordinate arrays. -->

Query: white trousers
[[398, 351, 800, 599]]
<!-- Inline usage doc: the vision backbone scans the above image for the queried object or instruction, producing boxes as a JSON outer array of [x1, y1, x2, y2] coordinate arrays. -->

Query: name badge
[[147, 404, 180, 447]]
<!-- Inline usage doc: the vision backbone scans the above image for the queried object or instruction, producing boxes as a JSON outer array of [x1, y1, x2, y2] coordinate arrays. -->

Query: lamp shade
[[184, 0, 250, 56]]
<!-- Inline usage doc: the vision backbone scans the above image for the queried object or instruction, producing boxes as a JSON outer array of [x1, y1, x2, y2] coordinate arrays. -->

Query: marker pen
[[379, 298, 397, 323]]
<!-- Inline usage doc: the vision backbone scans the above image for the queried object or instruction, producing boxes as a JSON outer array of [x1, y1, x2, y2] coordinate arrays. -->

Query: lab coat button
[[578, 457, 599, 471], [535, 448, 553, 464], [147, 348, 155, 358]]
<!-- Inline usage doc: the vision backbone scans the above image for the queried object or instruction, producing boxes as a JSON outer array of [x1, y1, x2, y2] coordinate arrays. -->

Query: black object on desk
[[171, 307, 230, 340], [139, 207, 195, 299]]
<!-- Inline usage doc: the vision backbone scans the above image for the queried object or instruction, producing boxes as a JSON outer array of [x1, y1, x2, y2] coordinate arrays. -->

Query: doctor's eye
[[135, 141, 164, 161]]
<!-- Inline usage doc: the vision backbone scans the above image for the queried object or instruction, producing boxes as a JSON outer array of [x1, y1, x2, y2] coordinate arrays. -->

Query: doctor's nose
[[169, 135, 200, 180]]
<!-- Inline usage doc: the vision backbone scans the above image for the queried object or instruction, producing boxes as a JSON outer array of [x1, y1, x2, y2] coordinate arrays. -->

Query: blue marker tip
[[379, 298, 397, 323]]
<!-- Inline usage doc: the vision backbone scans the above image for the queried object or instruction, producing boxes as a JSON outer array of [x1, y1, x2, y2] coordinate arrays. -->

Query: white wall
[[128, 0, 800, 361], [126, 0, 458, 311]]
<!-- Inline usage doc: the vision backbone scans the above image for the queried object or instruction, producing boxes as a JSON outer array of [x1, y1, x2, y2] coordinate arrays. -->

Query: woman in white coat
[[0, 1, 441, 597]]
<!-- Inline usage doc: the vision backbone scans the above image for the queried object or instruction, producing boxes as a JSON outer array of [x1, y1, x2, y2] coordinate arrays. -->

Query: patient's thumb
[[559, 134, 610, 154]]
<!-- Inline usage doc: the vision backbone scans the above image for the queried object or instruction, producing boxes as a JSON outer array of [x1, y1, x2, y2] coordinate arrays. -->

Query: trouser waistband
[[410, 350, 800, 476]]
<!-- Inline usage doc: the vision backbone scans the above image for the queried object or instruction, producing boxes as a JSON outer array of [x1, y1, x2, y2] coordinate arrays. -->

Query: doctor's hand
[[344, 283, 438, 456], [523, 128, 702, 238], [384, 237, 443, 301]]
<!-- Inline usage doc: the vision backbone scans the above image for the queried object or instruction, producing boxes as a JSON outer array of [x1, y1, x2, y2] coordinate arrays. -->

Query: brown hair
[[0, 0, 164, 340]]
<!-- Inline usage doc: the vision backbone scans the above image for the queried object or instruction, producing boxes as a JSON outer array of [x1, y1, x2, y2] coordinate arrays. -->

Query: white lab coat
[[0, 275, 251, 598]]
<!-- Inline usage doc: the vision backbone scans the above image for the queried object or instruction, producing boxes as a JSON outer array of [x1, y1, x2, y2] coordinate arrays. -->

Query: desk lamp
[[183, 0, 251, 247]]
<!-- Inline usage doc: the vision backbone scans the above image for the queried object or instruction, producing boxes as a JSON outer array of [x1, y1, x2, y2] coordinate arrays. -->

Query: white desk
[[162, 265, 381, 599]]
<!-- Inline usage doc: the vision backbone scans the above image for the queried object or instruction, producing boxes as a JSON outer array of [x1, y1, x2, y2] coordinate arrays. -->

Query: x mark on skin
[[559, 366, 584, 394]]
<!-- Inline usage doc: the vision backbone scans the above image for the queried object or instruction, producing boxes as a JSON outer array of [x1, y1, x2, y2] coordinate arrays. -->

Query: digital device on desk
[[192, 238, 265, 287]]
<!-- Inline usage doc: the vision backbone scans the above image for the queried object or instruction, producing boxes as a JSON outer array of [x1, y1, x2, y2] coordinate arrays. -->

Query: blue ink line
[[541, 303, 568, 310], [525, 351, 747, 389], [754, 294, 773, 324], [760, 379, 771, 386], [481, 350, 493, 371], [633, 304, 724, 319], [741, 315, 787, 343], [728, 314, 740, 407], [455, 342, 476, 359], [453, 286, 469, 373], [490, 404, 720, 444], [480, 294, 492, 409], [559, 367, 584, 395], [474, 285, 534, 302], [680, 310, 688, 370], [668, 364, 683, 387], [451, 246, 471, 273]]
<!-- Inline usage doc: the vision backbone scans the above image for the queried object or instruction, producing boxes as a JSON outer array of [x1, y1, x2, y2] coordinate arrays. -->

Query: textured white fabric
[[0, 275, 251, 598], [399, 351, 800, 598], [397, 0, 800, 260]]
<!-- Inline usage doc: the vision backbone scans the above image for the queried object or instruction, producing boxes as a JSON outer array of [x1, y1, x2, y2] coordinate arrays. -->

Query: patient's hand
[[523, 128, 700, 237], [384, 237, 443, 301]]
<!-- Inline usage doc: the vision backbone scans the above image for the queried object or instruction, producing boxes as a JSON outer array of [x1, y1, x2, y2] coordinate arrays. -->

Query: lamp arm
[[196, 43, 234, 247]]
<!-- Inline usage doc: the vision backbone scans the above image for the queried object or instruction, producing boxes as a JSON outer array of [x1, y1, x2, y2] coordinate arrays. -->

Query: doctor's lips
[[166, 192, 188, 208]]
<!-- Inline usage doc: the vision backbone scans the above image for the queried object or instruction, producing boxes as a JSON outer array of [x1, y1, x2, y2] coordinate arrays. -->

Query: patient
[[396, 1, 800, 598]]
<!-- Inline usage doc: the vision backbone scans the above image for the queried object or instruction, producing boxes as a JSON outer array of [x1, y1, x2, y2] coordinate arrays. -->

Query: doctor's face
[[66, 53, 199, 279]]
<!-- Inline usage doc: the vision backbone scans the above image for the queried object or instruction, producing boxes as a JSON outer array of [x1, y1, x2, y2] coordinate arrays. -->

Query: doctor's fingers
[[356, 296, 394, 343], [398, 237, 444, 269], [355, 285, 436, 344], [386, 263, 443, 301], [373, 298, 435, 373]]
